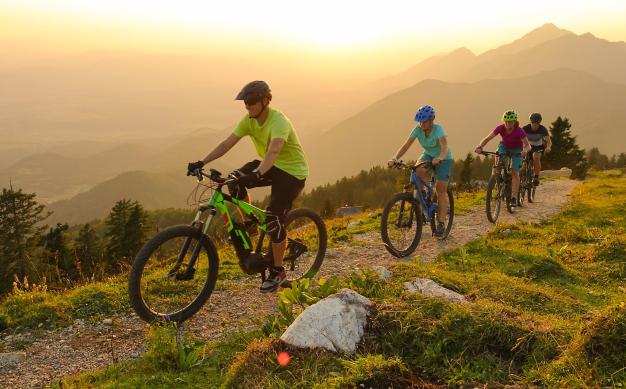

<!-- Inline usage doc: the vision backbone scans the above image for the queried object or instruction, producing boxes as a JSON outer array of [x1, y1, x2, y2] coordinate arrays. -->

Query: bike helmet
[[415, 105, 436, 122], [529, 112, 542, 123], [235, 80, 271, 102], [502, 110, 518, 122]]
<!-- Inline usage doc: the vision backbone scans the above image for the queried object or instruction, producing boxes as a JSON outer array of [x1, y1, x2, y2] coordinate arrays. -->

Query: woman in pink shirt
[[474, 110, 530, 207]]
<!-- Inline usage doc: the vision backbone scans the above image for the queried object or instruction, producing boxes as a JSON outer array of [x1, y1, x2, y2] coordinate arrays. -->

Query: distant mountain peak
[[450, 47, 476, 57], [525, 23, 571, 36], [479, 23, 573, 59]]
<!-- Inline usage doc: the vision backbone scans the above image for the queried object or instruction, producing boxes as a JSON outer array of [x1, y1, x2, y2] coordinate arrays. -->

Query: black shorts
[[234, 160, 305, 217], [529, 145, 545, 157]]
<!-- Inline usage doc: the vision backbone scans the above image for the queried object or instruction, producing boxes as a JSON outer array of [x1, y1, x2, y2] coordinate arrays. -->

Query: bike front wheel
[[381, 192, 423, 257], [430, 187, 455, 239], [518, 165, 528, 207], [486, 175, 502, 223], [128, 225, 219, 323]]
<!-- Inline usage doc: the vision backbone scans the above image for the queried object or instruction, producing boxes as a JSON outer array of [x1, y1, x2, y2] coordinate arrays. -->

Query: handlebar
[[191, 167, 237, 185], [477, 151, 523, 157], [390, 160, 435, 170]]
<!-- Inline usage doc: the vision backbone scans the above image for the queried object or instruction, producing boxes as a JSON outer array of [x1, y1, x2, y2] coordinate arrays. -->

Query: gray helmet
[[235, 80, 271, 102], [529, 112, 542, 123]]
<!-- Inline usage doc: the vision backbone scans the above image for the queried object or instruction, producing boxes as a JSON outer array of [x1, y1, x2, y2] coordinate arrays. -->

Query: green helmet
[[502, 110, 518, 122]]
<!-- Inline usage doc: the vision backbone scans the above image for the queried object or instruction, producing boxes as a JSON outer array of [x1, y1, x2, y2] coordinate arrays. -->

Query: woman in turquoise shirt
[[388, 105, 452, 237]]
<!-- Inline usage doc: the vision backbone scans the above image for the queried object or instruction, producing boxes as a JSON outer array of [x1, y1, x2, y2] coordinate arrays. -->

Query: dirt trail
[[0, 178, 579, 388]]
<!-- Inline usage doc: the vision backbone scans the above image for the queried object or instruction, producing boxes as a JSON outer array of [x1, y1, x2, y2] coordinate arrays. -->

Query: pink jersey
[[492, 124, 526, 149]]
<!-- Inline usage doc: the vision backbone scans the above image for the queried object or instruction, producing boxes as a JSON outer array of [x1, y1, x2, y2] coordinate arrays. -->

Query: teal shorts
[[497, 143, 523, 171], [419, 154, 453, 182]]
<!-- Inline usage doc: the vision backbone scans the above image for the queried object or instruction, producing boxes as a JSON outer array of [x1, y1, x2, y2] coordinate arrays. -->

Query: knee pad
[[266, 213, 286, 243]]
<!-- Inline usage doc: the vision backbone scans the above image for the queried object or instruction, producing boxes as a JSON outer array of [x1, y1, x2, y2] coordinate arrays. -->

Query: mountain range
[[3, 23, 626, 224]]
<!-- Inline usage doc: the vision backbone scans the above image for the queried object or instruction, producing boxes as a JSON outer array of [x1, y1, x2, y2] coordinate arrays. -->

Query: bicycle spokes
[[140, 234, 211, 317], [284, 238, 308, 271]]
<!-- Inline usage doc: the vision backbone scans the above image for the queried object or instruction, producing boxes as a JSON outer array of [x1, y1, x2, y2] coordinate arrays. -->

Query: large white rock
[[280, 289, 372, 354], [404, 278, 469, 304], [540, 168, 572, 178]]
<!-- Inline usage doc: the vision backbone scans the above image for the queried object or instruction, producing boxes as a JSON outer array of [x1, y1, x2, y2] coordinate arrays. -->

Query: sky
[[2, 0, 626, 75]]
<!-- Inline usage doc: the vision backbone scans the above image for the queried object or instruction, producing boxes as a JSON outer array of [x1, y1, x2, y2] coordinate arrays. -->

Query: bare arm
[[475, 132, 497, 152], [544, 135, 552, 152], [522, 137, 531, 156], [258, 138, 285, 175], [392, 137, 416, 160], [435, 136, 448, 161], [200, 134, 241, 165]]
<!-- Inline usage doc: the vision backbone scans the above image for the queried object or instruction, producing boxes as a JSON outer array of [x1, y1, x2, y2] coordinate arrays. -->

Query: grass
[[10, 172, 626, 387]]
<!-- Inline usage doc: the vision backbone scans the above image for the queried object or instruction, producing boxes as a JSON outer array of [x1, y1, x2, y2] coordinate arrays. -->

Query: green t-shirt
[[233, 108, 308, 180]]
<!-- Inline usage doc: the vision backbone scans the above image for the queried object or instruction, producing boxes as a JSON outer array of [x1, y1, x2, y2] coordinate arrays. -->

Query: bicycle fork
[[168, 208, 215, 281]]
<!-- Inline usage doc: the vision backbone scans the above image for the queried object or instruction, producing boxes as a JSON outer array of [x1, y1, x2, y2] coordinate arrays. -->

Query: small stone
[[501, 229, 512, 236], [102, 319, 113, 326], [0, 352, 26, 367], [347, 221, 360, 229], [38, 323, 43, 328], [404, 278, 469, 304], [372, 266, 392, 281]]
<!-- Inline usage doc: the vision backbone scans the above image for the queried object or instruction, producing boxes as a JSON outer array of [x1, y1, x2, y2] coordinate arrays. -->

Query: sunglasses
[[244, 96, 262, 106]]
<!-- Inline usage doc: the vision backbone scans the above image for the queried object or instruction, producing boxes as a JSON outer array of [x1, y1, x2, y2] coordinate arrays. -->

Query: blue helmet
[[415, 105, 435, 122]]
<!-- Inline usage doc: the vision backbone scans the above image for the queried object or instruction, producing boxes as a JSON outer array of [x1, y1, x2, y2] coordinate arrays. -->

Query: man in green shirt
[[187, 81, 308, 292]]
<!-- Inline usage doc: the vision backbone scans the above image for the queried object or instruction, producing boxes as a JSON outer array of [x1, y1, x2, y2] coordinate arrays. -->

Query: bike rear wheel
[[430, 187, 455, 239], [128, 225, 219, 323], [486, 175, 502, 223], [258, 208, 327, 282], [381, 192, 423, 257]]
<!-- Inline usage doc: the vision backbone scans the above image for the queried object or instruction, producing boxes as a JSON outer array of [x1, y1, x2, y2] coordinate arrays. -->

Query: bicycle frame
[[193, 189, 268, 250], [172, 178, 271, 278], [408, 171, 438, 223]]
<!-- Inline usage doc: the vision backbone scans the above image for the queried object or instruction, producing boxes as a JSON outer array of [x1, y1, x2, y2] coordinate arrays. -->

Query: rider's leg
[[532, 151, 541, 176], [415, 168, 428, 192], [434, 158, 452, 223], [511, 169, 520, 198], [509, 147, 523, 204], [435, 181, 448, 222], [271, 239, 287, 268], [265, 168, 306, 268]]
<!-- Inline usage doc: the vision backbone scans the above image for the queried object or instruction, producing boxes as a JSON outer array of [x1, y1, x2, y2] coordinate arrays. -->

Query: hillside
[[45, 171, 198, 225], [307, 69, 626, 185], [0, 128, 252, 203], [2, 173, 625, 387]]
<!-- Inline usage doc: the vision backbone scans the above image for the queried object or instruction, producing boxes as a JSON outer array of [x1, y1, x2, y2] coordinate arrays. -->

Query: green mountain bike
[[128, 168, 327, 323]]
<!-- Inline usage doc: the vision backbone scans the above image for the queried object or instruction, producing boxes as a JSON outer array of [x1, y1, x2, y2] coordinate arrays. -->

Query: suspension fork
[[176, 206, 216, 278]]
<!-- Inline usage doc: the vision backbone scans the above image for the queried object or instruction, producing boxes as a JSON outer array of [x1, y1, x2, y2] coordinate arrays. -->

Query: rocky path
[[0, 178, 579, 388]]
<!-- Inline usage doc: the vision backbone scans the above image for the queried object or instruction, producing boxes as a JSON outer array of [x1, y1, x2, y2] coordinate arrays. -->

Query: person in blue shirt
[[388, 105, 452, 237]]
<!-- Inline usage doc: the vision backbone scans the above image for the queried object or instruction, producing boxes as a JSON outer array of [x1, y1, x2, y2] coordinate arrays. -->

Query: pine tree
[[586, 147, 609, 170], [124, 202, 149, 266], [459, 153, 474, 190], [74, 223, 102, 280], [544, 117, 588, 179], [320, 199, 334, 219], [104, 199, 149, 273], [0, 186, 50, 295], [41, 223, 74, 283]]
